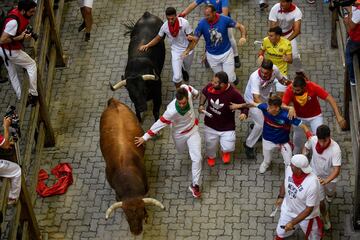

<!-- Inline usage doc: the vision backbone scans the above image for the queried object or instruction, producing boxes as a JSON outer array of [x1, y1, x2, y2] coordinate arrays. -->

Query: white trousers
[[293, 114, 323, 154], [171, 49, 194, 83], [173, 127, 202, 186], [206, 49, 236, 83], [0, 48, 38, 99], [79, 0, 93, 8], [246, 107, 264, 148], [262, 139, 292, 166], [0, 159, 21, 199], [228, 28, 238, 57], [284, 32, 302, 72], [204, 126, 236, 158], [276, 212, 322, 240]]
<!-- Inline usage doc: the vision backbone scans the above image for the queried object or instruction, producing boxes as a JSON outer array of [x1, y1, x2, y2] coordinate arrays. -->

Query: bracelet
[[277, 195, 284, 199]]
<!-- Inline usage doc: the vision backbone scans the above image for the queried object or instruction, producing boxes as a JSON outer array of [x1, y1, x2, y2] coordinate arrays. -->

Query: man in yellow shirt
[[257, 26, 292, 95]]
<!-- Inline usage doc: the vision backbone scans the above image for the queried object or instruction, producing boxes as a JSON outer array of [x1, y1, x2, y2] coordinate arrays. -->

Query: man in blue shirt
[[180, 1, 243, 68], [184, 4, 247, 84], [231, 95, 312, 174]]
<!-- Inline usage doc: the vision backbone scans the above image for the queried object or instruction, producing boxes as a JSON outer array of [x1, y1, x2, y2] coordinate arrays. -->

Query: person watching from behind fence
[[0, 116, 21, 205], [0, 0, 38, 107], [343, 1, 360, 85]]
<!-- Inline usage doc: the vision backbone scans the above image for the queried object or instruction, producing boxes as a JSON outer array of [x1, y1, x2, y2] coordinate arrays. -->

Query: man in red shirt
[[282, 73, 346, 153]]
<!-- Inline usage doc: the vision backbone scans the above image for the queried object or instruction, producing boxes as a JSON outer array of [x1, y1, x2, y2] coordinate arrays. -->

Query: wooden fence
[[0, 0, 66, 238]]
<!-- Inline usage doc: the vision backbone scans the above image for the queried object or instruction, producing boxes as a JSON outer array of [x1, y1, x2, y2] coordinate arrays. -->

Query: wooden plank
[[336, 21, 346, 68], [8, 201, 22, 240], [29, 123, 45, 204], [19, 175, 41, 240], [21, 221, 29, 240], [43, 0, 65, 67]]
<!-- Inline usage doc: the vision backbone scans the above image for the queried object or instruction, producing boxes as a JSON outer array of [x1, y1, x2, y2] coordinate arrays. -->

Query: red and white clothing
[[350, 6, 360, 42], [0, 134, 22, 200], [283, 82, 328, 153], [305, 136, 342, 200], [244, 66, 283, 148], [202, 83, 248, 158], [0, 8, 38, 99], [142, 84, 202, 186], [269, 3, 303, 72], [158, 17, 194, 83], [277, 166, 322, 239]]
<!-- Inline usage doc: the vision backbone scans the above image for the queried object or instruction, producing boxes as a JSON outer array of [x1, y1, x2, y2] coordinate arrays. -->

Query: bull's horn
[[105, 202, 123, 219], [110, 80, 127, 91], [143, 198, 165, 209], [142, 75, 156, 81]]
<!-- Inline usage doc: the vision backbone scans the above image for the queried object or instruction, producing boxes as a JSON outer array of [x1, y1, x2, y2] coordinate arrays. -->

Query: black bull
[[100, 98, 164, 235], [110, 12, 165, 122]]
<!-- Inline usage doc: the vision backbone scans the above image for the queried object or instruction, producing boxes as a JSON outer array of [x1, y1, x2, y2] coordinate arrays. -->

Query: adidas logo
[[210, 99, 224, 110]]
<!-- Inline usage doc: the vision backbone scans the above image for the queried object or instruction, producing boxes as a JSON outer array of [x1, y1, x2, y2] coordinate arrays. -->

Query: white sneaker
[[259, 162, 269, 174]]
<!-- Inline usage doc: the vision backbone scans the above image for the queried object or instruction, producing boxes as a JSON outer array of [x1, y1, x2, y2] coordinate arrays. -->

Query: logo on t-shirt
[[210, 98, 224, 115], [209, 28, 223, 47]]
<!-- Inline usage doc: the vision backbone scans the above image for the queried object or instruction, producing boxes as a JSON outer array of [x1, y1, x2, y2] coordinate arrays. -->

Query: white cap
[[291, 154, 312, 174]]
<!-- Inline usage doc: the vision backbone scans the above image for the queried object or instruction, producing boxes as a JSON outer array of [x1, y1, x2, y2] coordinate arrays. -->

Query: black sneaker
[[26, 94, 38, 107], [233, 76, 239, 85], [182, 68, 189, 82], [260, 3, 269, 11], [234, 56, 241, 68], [85, 32, 91, 42], [78, 21, 86, 32], [243, 142, 255, 159]]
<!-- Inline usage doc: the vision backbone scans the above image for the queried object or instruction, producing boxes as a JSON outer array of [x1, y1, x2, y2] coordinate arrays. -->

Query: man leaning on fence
[[0, 116, 21, 205], [0, 0, 38, 107]]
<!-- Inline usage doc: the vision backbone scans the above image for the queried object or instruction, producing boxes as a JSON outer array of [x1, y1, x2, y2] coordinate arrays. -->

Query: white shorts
[[319, 182, 336, 201], [204, 126, 236, 158], [206, 49, 236, 83], [276, 212, 322, 240], [79, 0, 93, 8]]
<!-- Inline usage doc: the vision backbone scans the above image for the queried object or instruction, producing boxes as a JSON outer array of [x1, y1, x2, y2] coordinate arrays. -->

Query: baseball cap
[[291, 154, 312, 174]]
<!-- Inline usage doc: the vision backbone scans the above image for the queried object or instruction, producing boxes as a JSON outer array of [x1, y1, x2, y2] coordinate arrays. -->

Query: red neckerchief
[[292, 172, 309, 187], [168, 17, 180, 37], [207, 83, 229, 94], [315, 140, 331, 154], [278, 3, 296, 13], [207, 13, 220, 28]]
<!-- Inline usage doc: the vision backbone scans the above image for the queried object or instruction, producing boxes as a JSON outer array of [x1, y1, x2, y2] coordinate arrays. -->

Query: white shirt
[[352, 6, 360, 24], [269, 3, 302, 34], [281, 166, 320, 220], [4, 20, 18, 36], [142, 84, 199, 140], [305, 136, 342, 182], [158, 17, 192, 52], [244, 65, 283, 103]]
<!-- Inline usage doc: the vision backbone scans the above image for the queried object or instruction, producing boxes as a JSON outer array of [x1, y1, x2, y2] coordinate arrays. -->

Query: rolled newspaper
[[201, 110, 213, 118]]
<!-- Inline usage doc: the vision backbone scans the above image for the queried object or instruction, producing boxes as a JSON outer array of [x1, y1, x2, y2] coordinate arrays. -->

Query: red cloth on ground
[[36, 163, 73, 197]]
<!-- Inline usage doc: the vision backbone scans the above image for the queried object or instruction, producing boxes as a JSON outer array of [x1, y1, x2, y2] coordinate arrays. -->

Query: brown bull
[[100, 98, 164, 235]]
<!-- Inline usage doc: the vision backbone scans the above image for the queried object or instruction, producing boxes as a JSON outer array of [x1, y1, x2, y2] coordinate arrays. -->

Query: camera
[[25, 25, 39, 41], [4, 106, 21, 142]]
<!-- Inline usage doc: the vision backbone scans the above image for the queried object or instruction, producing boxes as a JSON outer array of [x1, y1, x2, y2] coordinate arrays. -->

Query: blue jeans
[[345, 38, 360, 84]]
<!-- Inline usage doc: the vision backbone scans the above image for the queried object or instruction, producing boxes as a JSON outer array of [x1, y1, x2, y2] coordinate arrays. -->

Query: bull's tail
[[123, 20, 135, 37]]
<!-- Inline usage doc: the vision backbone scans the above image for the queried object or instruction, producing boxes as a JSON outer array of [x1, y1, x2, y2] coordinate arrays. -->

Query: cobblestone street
[[0, 0, 353, 239]]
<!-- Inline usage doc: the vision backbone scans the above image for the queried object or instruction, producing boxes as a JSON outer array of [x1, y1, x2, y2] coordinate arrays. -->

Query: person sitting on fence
[[0, 0, 38, 107], [344, 1, 360, 85], [0, 116, 21, 205]]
